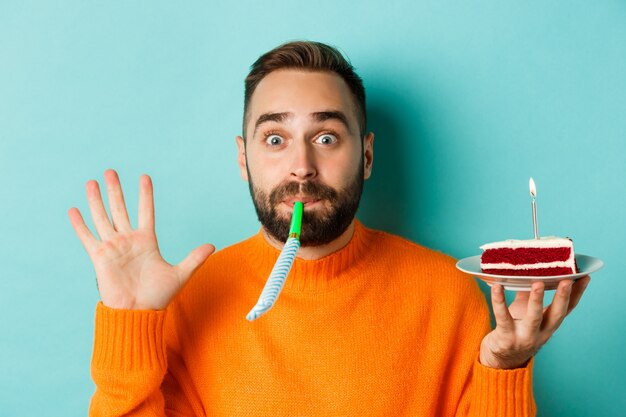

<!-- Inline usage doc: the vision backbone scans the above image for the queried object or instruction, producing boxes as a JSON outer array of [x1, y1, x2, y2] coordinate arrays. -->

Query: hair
[[243, 41, 366, 139]]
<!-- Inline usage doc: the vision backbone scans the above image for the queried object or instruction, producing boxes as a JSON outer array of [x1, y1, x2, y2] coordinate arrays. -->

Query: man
[[68, 41, 589, 416]]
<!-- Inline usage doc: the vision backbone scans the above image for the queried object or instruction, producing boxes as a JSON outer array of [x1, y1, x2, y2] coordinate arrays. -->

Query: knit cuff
[[471, 356, 536, 417], [92, 301, 167, 372]]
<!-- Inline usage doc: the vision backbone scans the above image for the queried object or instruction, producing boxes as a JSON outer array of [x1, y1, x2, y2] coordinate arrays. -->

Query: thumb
[[175, 244, 215, 284]]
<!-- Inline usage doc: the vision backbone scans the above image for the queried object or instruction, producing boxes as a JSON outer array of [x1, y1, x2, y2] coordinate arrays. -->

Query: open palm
[[68, 169, 214, 310]]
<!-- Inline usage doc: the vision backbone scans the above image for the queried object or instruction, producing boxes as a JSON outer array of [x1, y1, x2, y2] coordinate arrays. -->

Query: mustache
[[269, 181, 338, 206]]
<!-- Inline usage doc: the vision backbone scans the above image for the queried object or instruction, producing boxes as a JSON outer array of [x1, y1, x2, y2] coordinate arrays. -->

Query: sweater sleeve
[[465, 357, 536, 417], [455, 281, 537, 417], [89, 302, 198, 417]]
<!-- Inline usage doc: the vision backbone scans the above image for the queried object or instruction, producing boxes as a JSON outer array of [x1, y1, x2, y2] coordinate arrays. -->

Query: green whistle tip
[[289, 202, 303, 238]]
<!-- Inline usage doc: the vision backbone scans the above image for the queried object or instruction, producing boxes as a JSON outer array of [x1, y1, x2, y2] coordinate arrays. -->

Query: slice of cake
[[480, 237, 578, 276]]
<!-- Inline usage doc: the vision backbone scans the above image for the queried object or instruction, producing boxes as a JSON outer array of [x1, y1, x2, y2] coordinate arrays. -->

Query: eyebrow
[[253, 112, 293, 135], [311, 111, 352, 133], [252, 110, 352, 136]]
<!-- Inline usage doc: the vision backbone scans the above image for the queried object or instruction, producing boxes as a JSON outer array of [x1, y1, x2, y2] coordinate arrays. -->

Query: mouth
[[282, 197, 321, 208]]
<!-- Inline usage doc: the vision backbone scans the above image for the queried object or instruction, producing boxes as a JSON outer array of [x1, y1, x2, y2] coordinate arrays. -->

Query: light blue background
[[1, 1, 624, 415]]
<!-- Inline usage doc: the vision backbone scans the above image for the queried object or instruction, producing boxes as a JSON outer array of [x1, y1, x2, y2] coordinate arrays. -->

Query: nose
[[290, 140, 317, 180]]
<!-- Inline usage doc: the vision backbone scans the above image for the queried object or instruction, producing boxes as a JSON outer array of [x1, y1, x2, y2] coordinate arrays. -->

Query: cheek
[[247, 154, 282, 189], [324, 152, 362, 184]]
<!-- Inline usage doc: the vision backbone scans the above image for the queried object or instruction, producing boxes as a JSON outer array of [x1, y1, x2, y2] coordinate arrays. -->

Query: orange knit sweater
[[90, 220, 536, 416]]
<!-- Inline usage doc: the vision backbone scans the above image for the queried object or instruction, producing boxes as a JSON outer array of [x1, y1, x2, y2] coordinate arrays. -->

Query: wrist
[[479, 339, 534, 370], [101, 295, 168, 311]]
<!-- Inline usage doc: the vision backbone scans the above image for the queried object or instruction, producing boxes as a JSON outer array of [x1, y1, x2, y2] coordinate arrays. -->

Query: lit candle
[[529, 178, 539, 239]]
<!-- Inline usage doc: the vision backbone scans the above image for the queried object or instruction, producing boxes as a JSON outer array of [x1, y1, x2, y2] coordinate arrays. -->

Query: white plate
[[455, 254, 603, 291]]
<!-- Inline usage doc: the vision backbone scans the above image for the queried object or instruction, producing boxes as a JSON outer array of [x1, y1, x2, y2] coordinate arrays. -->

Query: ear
[[363, 132, 374, 180], [235, 136, 249, 182]]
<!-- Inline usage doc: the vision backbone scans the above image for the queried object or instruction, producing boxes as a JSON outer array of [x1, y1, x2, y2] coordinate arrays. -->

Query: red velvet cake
[[480, 237, 578, 276]]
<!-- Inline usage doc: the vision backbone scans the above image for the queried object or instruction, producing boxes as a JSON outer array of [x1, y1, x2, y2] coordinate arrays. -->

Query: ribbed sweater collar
[[246, 219, 373, 292]]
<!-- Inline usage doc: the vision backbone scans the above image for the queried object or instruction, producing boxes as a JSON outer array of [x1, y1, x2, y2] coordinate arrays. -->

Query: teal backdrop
[[1, 1, 624, 415]]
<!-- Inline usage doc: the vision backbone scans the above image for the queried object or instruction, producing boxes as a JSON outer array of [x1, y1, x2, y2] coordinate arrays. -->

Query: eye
[[315, 133, 337, 145], [265, 134, 284, 146]]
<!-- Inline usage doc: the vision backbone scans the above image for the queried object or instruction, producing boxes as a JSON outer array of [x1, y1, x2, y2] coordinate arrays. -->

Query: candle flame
[[529, 177, 537, 197]]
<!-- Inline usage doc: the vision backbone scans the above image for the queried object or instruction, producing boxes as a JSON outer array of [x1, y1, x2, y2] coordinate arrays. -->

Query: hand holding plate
[[479, 276, 591, 369]]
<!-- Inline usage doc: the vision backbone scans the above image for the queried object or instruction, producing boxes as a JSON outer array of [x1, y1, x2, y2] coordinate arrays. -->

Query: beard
[[247, 162, 364, 247]]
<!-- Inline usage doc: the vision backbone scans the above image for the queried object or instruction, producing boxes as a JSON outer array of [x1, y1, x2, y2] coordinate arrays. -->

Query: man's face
[[236, 69, 373, 246]]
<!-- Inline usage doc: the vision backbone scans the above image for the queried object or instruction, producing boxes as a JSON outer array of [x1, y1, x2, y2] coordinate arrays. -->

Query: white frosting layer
[[481, 261, 576, 270], [480, 236, 573, 250]]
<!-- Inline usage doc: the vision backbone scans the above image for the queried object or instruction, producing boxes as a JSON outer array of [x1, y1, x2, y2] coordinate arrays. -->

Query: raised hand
[[68, 169, 215, 310], [479, 276, 591, 369]]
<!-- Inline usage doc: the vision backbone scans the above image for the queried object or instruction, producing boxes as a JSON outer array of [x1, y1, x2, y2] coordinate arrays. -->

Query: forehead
[[246, 69, 358, 131]]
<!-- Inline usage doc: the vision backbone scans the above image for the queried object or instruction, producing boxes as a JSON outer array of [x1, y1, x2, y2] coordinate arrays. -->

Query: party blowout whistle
[[246, 202, 303, 321]]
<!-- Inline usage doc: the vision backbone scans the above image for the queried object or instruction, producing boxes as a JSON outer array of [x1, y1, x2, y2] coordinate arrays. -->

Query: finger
[[138, 174, 155, 231], [86, 180, 115, 240], [522, 281, 545, 333], [514, 290, 530, 302], [507, 289, 531, 320], [175, 244, 216, 285], [104, 169, 132, 232], [67, 207, 99, 254], [567, 275, 591, 315], [541, 279, 572, 333], [491, 284, 515, 333]]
